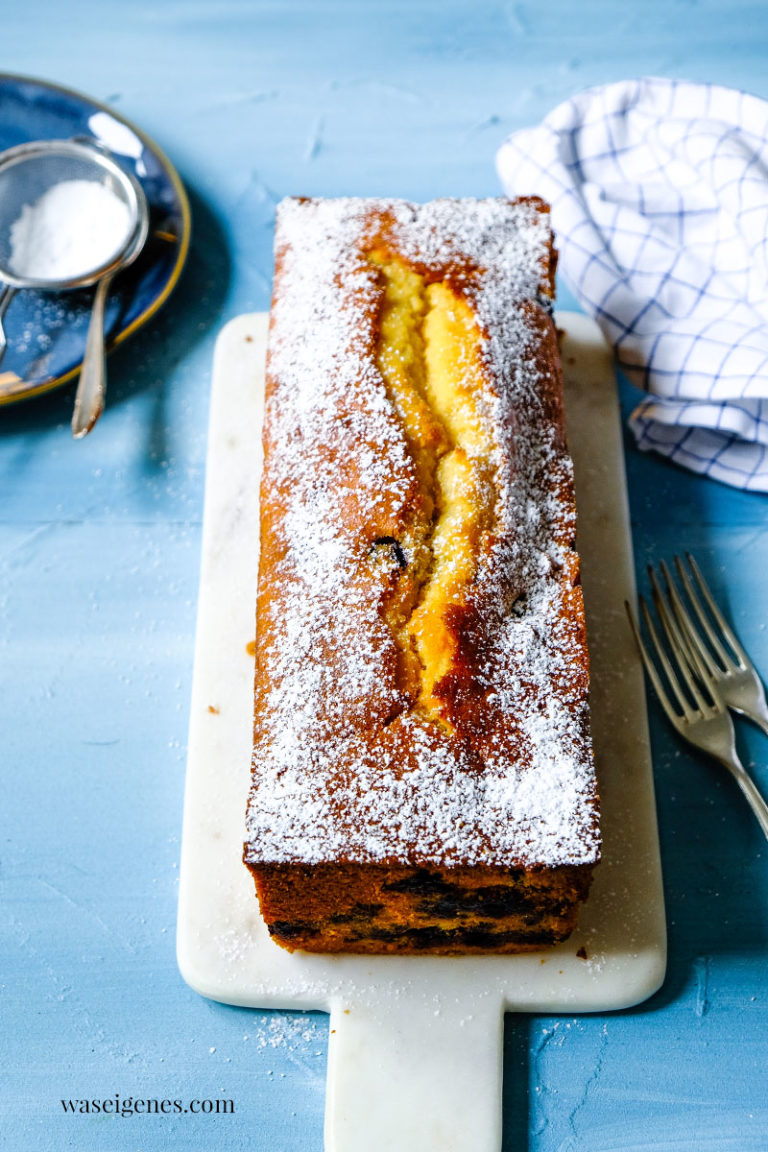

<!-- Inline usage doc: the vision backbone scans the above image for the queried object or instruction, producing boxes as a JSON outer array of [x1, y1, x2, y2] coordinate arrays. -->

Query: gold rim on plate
[[0, 72, 191, 406]]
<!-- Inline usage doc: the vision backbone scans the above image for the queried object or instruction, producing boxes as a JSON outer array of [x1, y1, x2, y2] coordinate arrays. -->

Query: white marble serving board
[[177, 311, 666, 1152]]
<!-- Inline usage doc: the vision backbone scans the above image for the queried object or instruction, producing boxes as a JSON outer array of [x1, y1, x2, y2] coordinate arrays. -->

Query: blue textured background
[[3, 3, 768, 1149]]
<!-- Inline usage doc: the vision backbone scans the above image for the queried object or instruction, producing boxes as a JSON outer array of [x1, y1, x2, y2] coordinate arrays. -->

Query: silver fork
[[626, 571, 768, 841], [655, 554, 768, 736]]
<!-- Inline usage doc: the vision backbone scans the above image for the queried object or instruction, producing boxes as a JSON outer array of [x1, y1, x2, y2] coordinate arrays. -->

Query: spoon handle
[[0, 284, 16, 366], [72, 275, 112, 438]]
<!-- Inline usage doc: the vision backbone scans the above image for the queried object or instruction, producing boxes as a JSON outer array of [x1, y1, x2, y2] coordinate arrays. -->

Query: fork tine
[[625, 600, 684, 728], [675, 555, 733, 669], [648, 566, 712, 715], [660, 559, 720, 682], [682, 553, 748, 669], [640, 591, 697, 719]]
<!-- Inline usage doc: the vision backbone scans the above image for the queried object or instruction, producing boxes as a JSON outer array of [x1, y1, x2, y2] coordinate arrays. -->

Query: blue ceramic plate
[[0, 74, 190, 404]]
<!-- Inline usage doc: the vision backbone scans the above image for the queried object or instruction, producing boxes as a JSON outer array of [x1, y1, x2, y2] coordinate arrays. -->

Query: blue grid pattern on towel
[[497, 77, 768, 491]]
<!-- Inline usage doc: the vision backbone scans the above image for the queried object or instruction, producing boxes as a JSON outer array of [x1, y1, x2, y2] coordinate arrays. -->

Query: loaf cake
[[244, 196, 600, 954]]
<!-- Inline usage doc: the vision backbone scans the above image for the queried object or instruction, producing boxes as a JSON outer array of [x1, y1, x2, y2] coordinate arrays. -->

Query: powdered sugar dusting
[[245, 197, 599, 870]]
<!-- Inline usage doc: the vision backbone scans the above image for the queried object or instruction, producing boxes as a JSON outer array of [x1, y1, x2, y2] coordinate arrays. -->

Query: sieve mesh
[[0, 146, 137, 286]]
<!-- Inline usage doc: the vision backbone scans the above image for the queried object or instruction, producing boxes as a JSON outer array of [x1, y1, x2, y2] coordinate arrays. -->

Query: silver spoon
[[71, 198, 149, 438], [0, 137, 149, 435]]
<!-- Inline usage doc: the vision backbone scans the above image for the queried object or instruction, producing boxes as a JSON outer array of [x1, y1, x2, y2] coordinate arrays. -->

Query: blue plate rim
[[0, 71, 191, 406]]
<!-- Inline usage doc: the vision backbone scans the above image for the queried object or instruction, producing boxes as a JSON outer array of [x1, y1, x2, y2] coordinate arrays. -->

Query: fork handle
[[738, 705, 768, 739], [721, 759, 768, 841], [751, 715, 768, 739]]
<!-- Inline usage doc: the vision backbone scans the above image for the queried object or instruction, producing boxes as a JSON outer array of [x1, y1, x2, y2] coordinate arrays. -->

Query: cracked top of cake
[[245, 196, 600, 870]]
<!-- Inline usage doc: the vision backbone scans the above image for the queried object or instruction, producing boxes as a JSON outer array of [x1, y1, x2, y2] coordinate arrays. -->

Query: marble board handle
[[325, 992, 504, 1152]]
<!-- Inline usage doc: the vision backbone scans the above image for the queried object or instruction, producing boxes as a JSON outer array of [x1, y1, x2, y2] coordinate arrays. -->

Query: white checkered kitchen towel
[[497, 77, 768, 491]]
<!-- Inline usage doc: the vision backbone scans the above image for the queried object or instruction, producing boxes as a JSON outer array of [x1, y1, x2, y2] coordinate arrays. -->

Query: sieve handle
[[0, 284, 15, 366], [72, 274, 111, 438]]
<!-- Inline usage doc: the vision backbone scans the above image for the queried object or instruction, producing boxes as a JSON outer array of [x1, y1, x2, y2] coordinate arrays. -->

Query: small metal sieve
[[0, 137, 149, 435]]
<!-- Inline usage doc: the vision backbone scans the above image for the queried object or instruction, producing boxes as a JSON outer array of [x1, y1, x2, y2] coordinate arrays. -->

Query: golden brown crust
[[244, 196, 600, 954], [252, 861, 592, 955]]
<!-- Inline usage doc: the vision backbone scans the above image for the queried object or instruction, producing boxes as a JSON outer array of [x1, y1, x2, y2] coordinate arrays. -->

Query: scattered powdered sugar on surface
[[251, 1014, 326, 1051], [245, 197, 599, 870]]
